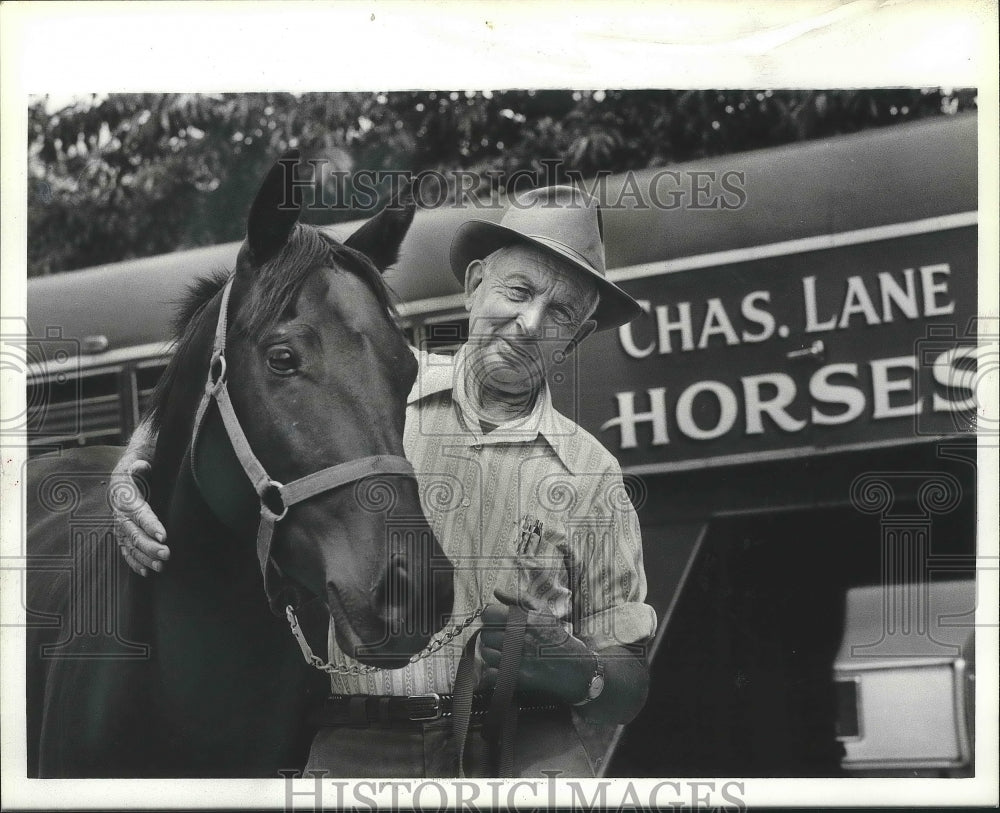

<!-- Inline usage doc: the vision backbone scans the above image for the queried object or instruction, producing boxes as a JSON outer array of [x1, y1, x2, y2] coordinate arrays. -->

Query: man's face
[[463, 244, 598, 400]]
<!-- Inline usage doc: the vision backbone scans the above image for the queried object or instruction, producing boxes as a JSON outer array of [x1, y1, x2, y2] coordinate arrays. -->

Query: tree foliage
[[27, 89, 976, 276]]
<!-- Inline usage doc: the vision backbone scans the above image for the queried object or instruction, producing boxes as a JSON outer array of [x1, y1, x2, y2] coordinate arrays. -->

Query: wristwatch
[[573, 650, 605, 706]]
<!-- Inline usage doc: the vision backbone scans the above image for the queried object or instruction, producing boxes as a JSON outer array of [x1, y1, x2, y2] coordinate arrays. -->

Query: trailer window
[[26, 354, 171, 455], [27, 368, 122, 454]]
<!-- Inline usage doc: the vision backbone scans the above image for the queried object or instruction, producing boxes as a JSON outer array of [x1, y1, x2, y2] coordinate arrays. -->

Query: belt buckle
[[407, 692, 442, 721]]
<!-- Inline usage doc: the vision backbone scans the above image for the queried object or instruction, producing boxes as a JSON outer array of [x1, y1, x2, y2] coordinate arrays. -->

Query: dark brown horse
[[25, 154, 454, 777]]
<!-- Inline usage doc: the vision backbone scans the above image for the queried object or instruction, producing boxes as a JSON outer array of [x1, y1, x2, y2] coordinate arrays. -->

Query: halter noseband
[[190, 276, 415, 611]]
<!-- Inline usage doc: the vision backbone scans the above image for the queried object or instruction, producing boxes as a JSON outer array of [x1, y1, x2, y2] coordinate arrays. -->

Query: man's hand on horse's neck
[[113, 418, 171, 576]]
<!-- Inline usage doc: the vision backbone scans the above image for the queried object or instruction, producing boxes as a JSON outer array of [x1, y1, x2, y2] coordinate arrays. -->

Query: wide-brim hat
[[449, 185, 643, 331]]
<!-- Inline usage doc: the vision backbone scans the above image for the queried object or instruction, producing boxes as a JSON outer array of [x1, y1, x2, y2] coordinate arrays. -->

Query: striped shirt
[[325, 346, 657, 695]]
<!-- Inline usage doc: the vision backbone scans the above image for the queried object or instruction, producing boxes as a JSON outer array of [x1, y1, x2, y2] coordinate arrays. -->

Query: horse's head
[[188, 153, 453, 667]]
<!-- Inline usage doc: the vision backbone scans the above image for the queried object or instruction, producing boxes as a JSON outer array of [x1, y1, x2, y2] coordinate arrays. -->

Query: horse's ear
[[246, 150, 303, 266], [344, 181, 416, 272]]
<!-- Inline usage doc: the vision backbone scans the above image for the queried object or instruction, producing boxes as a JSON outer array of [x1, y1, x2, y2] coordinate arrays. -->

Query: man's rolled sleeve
[[571, 468, 657, 652]]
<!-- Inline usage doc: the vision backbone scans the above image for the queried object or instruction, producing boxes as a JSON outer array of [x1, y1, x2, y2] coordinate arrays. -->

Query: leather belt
[[311, 692, 561, 727]]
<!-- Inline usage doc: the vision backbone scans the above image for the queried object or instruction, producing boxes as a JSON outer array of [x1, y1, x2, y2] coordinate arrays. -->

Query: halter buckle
[[259, 479, 289, 521], [209, 353, 228, 387]]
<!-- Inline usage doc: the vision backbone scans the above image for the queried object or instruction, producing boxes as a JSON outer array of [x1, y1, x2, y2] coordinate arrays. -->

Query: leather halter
[[189, 276, 416, 612]]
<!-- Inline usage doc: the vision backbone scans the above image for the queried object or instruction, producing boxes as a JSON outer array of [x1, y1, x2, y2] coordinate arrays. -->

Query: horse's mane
[[145, 223, 398, 434]]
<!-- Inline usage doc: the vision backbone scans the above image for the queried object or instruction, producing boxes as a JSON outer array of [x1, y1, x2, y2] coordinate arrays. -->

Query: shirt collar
[[407, 345, 578, 473]]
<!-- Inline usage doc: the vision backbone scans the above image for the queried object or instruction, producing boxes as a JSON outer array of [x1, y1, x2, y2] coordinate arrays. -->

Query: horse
[[25, 152, 455, 777]]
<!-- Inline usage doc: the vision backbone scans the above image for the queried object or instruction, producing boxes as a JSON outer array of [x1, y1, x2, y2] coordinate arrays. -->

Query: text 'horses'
[[25, 153, 454, 777]]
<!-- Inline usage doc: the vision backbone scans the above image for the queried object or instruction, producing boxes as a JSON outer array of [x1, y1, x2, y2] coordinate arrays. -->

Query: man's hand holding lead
[[479, 597, 594, 703], [478, 521, 593, 703]]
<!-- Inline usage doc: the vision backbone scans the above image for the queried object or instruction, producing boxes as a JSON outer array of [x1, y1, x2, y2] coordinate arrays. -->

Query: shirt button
[[462, 498, 471, 508], [472, 443, 483, 451]]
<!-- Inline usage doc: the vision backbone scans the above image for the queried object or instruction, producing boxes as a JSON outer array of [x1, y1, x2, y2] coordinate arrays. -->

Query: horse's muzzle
[[328, 535, 455, 669]]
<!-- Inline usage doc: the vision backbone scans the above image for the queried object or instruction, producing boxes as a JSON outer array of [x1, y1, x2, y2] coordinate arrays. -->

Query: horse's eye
[[265, 346, 299, 375]]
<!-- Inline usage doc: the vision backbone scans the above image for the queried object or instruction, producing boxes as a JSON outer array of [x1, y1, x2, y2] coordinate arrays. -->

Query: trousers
[[303, 707, 595, 778]]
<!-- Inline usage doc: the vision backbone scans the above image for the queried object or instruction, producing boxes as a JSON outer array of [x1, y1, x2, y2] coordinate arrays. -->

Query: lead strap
[[487, 605, 528, 777], [452, 604, 528, 778], [452, 630, 481, 778]]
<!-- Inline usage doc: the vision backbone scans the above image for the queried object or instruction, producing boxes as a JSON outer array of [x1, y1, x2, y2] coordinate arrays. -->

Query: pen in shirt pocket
[[511, 515, 572, 630]]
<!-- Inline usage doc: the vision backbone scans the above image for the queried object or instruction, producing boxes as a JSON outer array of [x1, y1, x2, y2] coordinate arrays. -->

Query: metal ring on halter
[[209, 354, 228, 386], [259, 479, 289, 521]]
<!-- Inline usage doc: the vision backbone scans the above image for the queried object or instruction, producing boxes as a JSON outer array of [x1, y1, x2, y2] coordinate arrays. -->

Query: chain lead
[[289, 606, 485, 676]]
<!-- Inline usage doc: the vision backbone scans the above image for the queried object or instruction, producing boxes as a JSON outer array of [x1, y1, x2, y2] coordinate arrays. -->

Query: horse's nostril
[[382, 553, 409, 608], [390, 551, 408, 573]]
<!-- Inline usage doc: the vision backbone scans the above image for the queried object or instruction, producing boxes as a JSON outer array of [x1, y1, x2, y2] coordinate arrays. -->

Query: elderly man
[[114, 185, 656, 777]]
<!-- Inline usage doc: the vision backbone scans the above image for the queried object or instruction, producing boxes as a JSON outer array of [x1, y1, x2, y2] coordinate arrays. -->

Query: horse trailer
[[25, 112, 981, 777]]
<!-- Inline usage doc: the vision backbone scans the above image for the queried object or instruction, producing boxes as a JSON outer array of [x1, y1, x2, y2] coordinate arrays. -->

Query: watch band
[[572, 650, 606, 706]]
